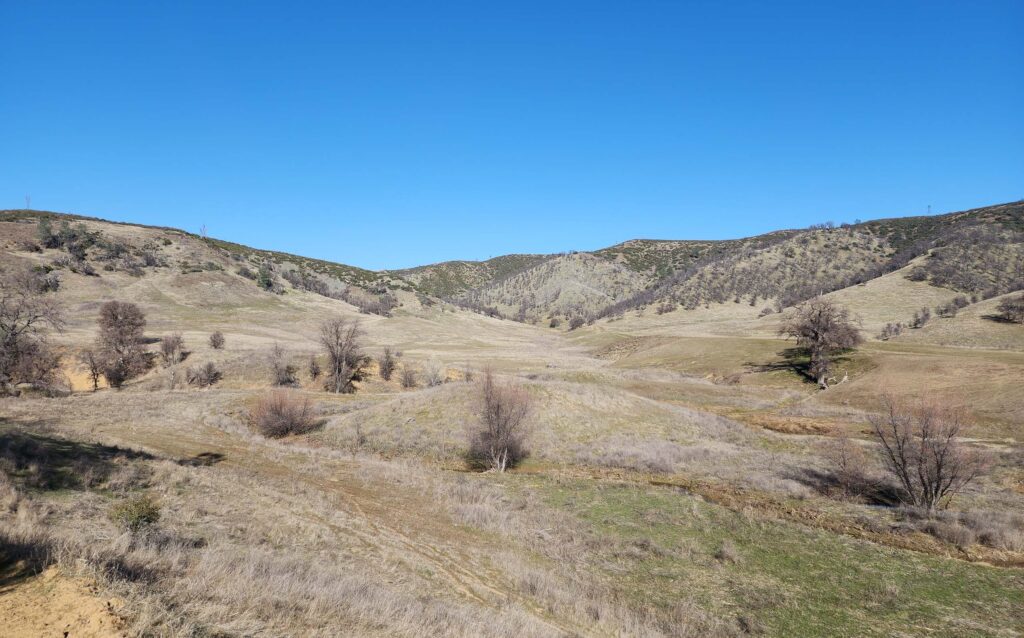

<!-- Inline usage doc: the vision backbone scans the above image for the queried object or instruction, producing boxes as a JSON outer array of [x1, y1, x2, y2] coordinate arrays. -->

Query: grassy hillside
[[2, 202, 1023, 636], [391, 253, 551, 298], [456, 252, 652, 322]]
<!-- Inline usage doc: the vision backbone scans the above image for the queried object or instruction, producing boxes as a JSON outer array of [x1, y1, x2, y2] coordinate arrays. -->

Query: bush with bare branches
[[268, 343, 298, 386], [996, 293, 1024, 323], [467, 369, 532, 472], [319, 318, 367, 393], [159, 333, 185, 367], [870, 395, 988, 512], [186, 362, 222, 388], [79, 349, 102, 391], [209, 331, 225, 349], [377, 347, 397, 381], [248, 390, 318, 437], [424, 359, 445, 387], [96, 300, 147, 387], [400, 366, 417, 389]]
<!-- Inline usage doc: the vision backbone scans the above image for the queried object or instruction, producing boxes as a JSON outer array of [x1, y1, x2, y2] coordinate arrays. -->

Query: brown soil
[[0, 565, 124, 637]]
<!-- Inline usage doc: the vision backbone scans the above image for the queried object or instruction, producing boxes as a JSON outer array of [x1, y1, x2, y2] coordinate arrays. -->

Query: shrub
[[400, 366, 417, 389], [467, 369, 532, 472], [377, 347, 397, 381], [824, 435, 872, 498], [307, 355, 321, 381], [110, 493, 161, 531], [871, 395, 988, 512], [96, 301, 148, 386], [424, 359, 445, 387], [319, 318, 368, 393], [911, 306, 931, 328], [186, 362, 221, 388], [257, 265, 275, 291], [714, 540, 741, 564], [878, 322, 904, 340], [79, 349, 102, 391], [159, 333, 185, 367], [268, 343, 298, 386], [996, 293, 1024, 323], [209, 331, 225, 349], [248, 390, 318, 437]]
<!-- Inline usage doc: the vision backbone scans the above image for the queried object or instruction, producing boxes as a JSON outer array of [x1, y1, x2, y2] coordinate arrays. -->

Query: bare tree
[[468, 368, 533, 472], [377, 347, 397, 381], [870, 395, 987, 513], [96, 301, 147, 387], [0, 268, 65, 392], [159, 333, 185, 367], [79, 348, 102, 392], [319, 318, 367, 393], [779, 299, 862, 388], [209, 331, 225, 349], [269, 343, 298, 386]]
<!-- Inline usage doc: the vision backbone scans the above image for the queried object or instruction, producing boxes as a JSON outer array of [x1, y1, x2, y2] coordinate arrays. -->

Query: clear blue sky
[[2, 1, 1022, 270]]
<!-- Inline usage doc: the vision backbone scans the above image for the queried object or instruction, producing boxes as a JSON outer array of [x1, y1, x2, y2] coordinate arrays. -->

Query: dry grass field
[[2, 209, 1023, 637]]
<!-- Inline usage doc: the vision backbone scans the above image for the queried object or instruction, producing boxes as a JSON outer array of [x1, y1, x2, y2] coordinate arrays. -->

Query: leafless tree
[[269, 343, 298, 386], [0, 268, 65, 391], [870, 395, 987, 513], [779, 299, 862, 388], [159, 333, 185, 367], [377, 347, 397, 381], [319, 318, 367, 393], [79, 348, 102, 391], [467, 368, 533, 472], [96, 301, 147, 387], [209, 331, 225, 349]]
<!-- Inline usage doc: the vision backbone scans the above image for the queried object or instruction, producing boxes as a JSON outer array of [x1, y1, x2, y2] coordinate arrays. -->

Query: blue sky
[[2, 1, 1021, 270]]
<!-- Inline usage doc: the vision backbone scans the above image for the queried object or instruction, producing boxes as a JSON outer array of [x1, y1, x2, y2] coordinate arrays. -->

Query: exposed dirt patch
[[0, 565, 124, 637]]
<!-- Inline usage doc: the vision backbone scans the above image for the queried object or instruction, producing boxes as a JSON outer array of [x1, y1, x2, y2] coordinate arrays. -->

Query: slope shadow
[[746, 347, 815, 383], [784, 467, 902, 507], [981, 313, 1018, 324], [0, 424, 156, 492], [746, 347, 856, 386]]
